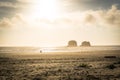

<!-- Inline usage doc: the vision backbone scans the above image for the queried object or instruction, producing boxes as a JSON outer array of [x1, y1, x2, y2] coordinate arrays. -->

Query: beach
[[0, 49, 120, 80]]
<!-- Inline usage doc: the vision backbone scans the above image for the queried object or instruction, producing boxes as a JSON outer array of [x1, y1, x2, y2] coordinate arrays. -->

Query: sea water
[[0, 46, 120, 53]]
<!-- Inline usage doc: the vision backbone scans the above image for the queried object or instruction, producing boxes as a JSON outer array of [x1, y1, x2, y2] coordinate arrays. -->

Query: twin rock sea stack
[[68, 40, 91, 47]]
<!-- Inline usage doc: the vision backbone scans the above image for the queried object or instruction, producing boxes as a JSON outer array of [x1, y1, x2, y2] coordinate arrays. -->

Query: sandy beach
[[0, 50, 120, 80]]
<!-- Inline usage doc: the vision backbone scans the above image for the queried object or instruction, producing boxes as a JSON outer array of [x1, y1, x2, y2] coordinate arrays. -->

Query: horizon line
[[0, 45, 120, 48]]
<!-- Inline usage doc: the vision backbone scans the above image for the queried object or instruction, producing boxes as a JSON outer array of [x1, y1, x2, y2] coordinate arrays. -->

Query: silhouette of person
[[40, 50, 42, 53]]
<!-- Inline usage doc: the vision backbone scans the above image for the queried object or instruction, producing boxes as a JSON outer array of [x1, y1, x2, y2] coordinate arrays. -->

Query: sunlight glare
[[30, 0, 60, 20]]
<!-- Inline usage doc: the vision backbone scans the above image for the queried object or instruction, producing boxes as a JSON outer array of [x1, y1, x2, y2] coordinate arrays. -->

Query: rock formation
[[81, 41, 91, 47], [68, 40, 77, 47]]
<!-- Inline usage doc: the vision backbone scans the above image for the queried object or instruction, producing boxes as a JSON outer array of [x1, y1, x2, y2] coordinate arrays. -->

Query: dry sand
[[0, 50, 120, 80]]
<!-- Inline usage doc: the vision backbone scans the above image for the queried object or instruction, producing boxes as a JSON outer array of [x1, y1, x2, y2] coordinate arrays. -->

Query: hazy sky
[[0, 0, 120, 47]]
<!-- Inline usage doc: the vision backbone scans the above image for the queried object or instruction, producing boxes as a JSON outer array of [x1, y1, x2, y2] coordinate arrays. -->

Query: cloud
[[0, 0, 18, 3], [102, 5, 120, 27], [0, 2, 17, 8], [0, 5, 120, 30], [68, 0, 120, 11], [84, 13, 96, 24], [50, 5, 120, 28], [0, 14, 27, 29], [0, 18, 12, 28], [83, 5, 120, 27], [0, 0, 29, 18]]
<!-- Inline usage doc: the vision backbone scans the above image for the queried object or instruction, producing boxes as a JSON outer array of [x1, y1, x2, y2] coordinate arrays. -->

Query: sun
[[28, 0, 60, 20]]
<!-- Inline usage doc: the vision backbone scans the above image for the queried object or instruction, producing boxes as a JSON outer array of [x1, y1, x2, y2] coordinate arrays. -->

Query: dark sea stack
[[81, 41, 91, 47], [68, 40, 77, 47]]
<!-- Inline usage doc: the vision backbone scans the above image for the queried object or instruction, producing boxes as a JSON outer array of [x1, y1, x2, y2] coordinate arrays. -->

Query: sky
[[0, 0, 120, 47]]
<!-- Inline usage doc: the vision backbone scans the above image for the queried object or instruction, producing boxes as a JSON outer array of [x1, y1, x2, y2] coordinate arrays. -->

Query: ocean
[[0, 46, 120, 53]]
